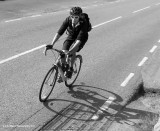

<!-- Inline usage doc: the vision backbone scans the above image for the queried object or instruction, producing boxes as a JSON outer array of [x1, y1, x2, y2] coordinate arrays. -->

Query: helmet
[[70, 7, 82, 16]]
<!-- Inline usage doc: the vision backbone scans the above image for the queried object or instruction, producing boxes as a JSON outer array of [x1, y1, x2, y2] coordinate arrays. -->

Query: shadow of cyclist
[[43, 84, 123, 120], [42, 84, 159, 130]]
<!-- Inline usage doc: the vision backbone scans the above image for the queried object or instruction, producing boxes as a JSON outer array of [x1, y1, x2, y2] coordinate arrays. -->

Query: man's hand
[[43, 45, 53, 55], [46, 44, 53, 50]]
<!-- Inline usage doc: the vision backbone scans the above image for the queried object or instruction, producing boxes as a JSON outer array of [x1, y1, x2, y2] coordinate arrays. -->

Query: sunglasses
[[70, 15, 79, 19]]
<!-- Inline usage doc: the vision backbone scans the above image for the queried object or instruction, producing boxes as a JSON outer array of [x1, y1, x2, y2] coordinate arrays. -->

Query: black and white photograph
[[0, 0, 160, 131]]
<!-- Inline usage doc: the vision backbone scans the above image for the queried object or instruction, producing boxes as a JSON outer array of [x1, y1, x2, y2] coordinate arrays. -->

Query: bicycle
[[39, 47, 82, 102]]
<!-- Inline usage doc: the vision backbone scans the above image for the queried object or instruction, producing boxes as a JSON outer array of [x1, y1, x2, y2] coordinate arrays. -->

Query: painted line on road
[[155, 3, 160, 6], [5, 18, 22, 23], [91, 96, 115, 120], [0, 45, 45, 65], [30, 14, 42, 18], [3, 1, 121, 23], [0, 17, 122, 65], [149, 45, 157, 53], [138, 57, 148, 66], [110, 0, 121, 3], [121, 73, 134, 87], [93, 16, 122, 28], [132, 6, 150, 13], [158, 40, 160, 43]]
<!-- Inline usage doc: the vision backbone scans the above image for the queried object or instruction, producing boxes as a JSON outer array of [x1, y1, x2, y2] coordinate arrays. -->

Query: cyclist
[[45, 6, 89, 83]]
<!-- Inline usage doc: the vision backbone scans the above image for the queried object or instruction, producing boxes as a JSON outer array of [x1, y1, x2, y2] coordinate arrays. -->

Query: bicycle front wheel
[[39, 65, 58, 102], [65, 55, 82, 87]]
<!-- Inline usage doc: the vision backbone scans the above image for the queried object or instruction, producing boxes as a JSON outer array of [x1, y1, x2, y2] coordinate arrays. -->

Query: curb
[[141, 46, 160, 131], [141, 46, 160, 93]]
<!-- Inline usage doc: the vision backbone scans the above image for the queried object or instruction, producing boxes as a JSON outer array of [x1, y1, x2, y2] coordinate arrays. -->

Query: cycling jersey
[[57, 16, 89, 42]]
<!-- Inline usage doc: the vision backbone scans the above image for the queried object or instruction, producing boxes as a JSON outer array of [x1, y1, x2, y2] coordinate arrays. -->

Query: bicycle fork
[[56, 55, 69, 82], [56, 54, 73, 82]]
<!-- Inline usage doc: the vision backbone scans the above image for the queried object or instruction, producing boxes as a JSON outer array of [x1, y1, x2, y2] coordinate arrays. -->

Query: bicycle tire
[[65, 55, 82, 87], [39, 65, 58, 102]]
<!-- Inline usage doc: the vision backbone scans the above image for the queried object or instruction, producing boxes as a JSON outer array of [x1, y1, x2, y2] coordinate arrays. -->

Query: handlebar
[[43, 47, 66, 56]]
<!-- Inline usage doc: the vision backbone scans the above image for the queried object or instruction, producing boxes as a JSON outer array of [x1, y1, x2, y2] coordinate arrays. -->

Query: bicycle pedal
[[57, 76, 63, 83]]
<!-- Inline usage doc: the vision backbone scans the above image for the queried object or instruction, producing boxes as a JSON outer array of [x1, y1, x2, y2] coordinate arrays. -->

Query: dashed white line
[[30, 14, 42, 18], [91, 96, 115, 120], [93, 16, 122, 28], [149, 45, 157, 53], [155, 3, 160, 5], [0, 16, 122, 65], [158, 40, 160, 43], [0, 45, 45, 65], [5, 18, 22, 23], [121, 73, 134, 87], [110, 0, 120, 3], [138, 57, 148, 67], [133, 6, 150, 13]]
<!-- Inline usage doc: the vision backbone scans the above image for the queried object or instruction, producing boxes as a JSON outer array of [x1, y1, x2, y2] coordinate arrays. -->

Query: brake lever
[[43, 48, 47, 56]]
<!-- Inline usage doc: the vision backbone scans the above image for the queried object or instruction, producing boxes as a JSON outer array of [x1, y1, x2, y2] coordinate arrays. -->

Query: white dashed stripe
[[93, 16, 122, 28], [133, 6, 150, 13], [155, 3, 160, 5], [1, 16, 122, 65], [91, 97, 115, 120], [138, 57, 148, 66], [30, 14, 42, 18], [149, 45, 157, 53], [0, 45, 45, 64], [5, 18, 22, 23], [121, 73, 134, 87]]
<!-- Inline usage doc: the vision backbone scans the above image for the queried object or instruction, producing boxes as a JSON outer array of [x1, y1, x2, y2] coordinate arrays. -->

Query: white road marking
[[155, 3, 160, 5], [158, 40, 160, 43], [30, 14, 42, 18], [138, 57, 148, 66], [149, 45, 157, 53], [132, 6, 150, 13], [5, 18, 22, 23], [121, 73, 134, 87], [110, 0, 120, 3], [93, 16, 122, 28], [3, 0, 122, 23], [0, 45, 45, 64], [91, 97, 115, 120], [0, 16, 122, 65]]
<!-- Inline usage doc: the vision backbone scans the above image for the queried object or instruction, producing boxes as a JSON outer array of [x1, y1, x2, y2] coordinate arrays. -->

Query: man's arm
[[51, 33, 61, 46], [51, 17, 69, 46]]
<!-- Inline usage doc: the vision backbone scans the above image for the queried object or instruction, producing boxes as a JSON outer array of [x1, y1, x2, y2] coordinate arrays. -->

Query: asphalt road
[[0, 0, 160, 130]]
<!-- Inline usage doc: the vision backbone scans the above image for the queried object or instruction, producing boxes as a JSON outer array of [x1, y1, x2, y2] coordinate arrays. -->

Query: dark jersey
[[57, 16, 88, 41]]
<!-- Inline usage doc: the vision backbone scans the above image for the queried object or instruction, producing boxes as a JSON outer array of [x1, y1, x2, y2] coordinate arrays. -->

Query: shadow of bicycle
[[42, 84, 159, 130]]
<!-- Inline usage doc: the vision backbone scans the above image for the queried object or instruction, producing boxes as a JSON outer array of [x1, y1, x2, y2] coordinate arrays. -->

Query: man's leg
[[61, 40, 73, 68], [57, 40, 72, 83], [69, 42, 80, 68], [69, 39, 87, 67]]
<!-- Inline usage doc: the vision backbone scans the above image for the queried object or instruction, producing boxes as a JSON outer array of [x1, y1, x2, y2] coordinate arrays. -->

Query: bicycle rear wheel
[[65, 55, 82, 87], [39, 65, 58, 102]]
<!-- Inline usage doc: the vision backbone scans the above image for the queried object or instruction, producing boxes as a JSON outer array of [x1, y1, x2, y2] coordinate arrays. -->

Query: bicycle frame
[[45, 48, 71, 82], [56, 54, 67, 82]]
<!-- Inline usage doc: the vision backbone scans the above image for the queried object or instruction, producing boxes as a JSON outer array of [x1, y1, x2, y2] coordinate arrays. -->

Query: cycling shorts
[[62, 38, 88, 52]]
